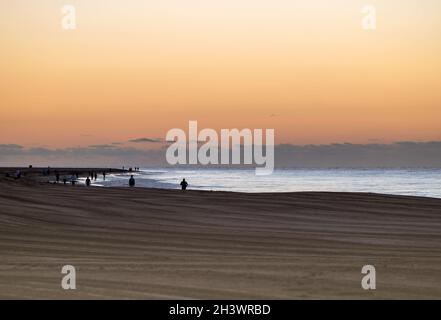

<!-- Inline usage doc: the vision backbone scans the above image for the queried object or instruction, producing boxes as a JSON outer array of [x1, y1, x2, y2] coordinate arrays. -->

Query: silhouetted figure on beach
[[129, 175, 135, 187], [103, 172, 106, 180], [55, 171, 60, 183], [70, 175, 76, 185], [86, 177, 91, 186], [63, 177, 67, 185], [94, 172, 98, 181], [180, 178, 188, 191]]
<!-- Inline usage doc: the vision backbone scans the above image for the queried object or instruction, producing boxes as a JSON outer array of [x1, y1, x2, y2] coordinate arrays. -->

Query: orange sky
[[1, 0, 441, 148]]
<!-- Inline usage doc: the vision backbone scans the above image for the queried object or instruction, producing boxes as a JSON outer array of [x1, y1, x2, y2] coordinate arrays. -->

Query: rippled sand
[[1, 173, 441, 299]]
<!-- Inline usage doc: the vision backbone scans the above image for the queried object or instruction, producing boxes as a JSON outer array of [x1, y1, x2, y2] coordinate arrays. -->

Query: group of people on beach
[[85, 171, 107, 186], [48, 169, 107, 186], [127, 175, 188, 190], [7, 166, 189, 191], [120, 166, 188, 190]]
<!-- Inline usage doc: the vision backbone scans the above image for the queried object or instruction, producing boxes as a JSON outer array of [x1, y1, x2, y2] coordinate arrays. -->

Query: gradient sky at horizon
[[1, 0, 440, 148]]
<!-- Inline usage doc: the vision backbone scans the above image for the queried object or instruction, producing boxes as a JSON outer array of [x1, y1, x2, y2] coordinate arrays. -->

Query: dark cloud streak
[[1, 142, 441, 168], [128, 138, 162, 143]]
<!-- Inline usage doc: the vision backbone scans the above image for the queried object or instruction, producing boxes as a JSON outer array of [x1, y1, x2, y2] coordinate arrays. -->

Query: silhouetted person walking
[[103, 172, 106, 180], [86, 177, 91, 186], [94, 172, 98, 181], [129, 175, 135, 187], [180, 178, 188, 191], [55, 171, 60, 183]]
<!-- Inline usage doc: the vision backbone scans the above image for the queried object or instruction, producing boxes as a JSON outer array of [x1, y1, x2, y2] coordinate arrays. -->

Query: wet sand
[[0, 168, 441, 299]]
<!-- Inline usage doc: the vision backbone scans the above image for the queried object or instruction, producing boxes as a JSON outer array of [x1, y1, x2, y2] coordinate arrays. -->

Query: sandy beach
[[0, 168, 440, 299]]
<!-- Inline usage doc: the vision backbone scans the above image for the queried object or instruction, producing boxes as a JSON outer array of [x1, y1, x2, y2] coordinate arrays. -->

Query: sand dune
[[0, 171, 441, 299]]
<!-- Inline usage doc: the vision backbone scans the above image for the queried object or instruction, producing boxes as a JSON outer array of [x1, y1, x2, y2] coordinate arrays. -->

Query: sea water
[[95, 168, 441, 198]]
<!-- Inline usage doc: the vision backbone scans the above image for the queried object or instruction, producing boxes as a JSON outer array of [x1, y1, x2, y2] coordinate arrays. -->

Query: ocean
[[88, 168, 441, 199]]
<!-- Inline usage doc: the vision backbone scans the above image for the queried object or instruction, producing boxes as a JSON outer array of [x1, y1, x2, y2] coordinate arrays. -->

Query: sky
[[1, 0, 441, 150]]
